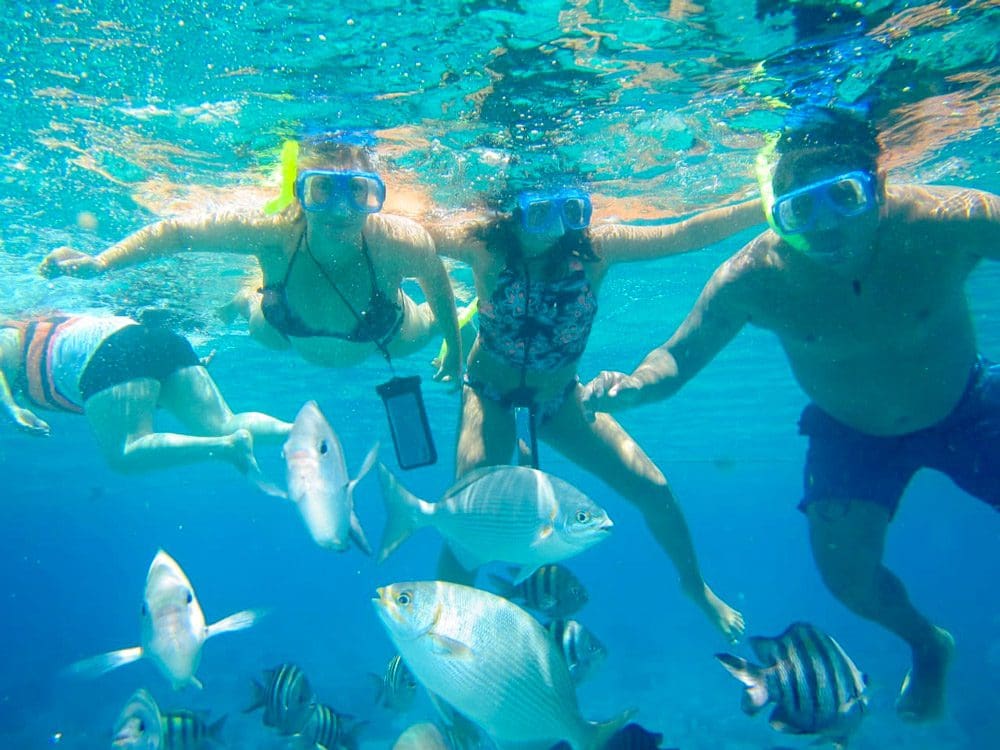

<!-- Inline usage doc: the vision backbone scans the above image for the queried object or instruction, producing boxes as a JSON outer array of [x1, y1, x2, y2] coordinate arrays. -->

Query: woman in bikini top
[[430, 182, 764, 643], [38, 136, 463, 379]]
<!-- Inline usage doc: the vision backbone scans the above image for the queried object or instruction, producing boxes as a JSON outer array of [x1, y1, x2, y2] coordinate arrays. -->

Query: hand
[[38, 247, 106, 279], [432, 345, 463, 391], [581, 370, 643, 421], [11, 407, 50, 436]]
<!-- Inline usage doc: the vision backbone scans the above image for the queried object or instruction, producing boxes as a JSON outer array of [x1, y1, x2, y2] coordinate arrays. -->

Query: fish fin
[[250, 469, 287, 500], [376, 463, 427, 563], [350, 442, 380, 490], [715, 653, 769, 714], [533, 523, 554, 545], [513, 565, 540, 586], [66, 646, 143, 679], [205, 608, 262, 638], [428, 632, 474, 658], [768, 707, 807, 734], [349, 509, 373, 555], [366, 671, 385, 704], [190, 675, 205, 690], [749, 635, 783, 665], [586, 707, 638, 750], [487, 573, 517, 599]]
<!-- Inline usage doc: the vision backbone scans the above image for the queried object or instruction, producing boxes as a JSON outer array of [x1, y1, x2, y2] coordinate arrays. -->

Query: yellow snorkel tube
[[755, 133, 810, 252], [263, 140, 300, 215]]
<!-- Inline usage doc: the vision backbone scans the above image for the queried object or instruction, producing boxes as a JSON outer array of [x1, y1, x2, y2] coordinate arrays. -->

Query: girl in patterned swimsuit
[[430, 183, 763, 641]]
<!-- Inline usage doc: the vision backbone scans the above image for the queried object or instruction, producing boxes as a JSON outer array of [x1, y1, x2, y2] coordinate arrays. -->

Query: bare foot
[[227, 428, 258, 475], [694, 584, 746, 643], [896, 626, 955, 722]]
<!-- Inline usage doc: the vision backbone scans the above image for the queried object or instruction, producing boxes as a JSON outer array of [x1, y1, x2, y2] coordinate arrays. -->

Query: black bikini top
[[259, 230, 403, 344]]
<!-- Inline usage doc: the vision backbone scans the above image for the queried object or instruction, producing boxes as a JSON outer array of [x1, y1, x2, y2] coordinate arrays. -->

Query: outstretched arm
[[583, 252, 754, 415], [592, 198, 763, 263], [426, 217, 487, 266], [404, 228, 463, 384], [39, 211, 275, 278]]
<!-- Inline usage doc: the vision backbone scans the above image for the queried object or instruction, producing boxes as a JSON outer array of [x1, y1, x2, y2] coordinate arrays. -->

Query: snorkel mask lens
[[517, 189, 592, 233], [296, 170, 386, 213], [771, 171, 876, 234]]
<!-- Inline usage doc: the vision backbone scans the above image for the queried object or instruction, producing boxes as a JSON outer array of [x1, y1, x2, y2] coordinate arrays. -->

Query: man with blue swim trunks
[[582, 107, 1000, 723]]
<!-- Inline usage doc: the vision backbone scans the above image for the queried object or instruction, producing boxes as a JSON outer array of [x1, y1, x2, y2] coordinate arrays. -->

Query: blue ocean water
[[1, 1, 998, 749]]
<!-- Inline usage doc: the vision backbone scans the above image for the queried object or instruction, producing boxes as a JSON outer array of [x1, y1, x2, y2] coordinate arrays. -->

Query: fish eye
[[185, 591, 193, 604], [575, 510, 590, 523], [137, 719, 145, 732], [140, 603, 147, 616], [395, 591, 412, 607], [319, 440, 329, 455]]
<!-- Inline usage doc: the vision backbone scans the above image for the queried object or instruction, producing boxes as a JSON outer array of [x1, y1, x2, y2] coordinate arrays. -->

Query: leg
[[437, 383, 517, 585], [157, 365, 291, 444], [84, 378, 252, 474], [806, 499, 954, 721], [540, 391, 744, 641]]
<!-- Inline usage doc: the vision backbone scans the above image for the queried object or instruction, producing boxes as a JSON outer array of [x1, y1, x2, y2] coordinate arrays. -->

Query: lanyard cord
[[302, 228, 396, 373]]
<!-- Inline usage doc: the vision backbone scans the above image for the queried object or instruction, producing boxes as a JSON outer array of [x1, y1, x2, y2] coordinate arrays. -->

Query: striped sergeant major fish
[[111, 689, 225, 750], [490, 564, 589, 618], [547, 619, 607, 685], [244, 663, 315, 735], [715, 621, 869, 749], [370, 654, 418, 712], [297, 703, 366, 750]]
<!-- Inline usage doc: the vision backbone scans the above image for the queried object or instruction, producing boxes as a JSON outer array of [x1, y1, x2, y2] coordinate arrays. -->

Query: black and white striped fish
[[370, 653, 418, 712], [489, 564, 588, 618], [716, 621, 869, 748], [243, 662, 315, 735], [297, 703, 366, 750], [547, 618, 607, 684], [160, 710, 226, 750]]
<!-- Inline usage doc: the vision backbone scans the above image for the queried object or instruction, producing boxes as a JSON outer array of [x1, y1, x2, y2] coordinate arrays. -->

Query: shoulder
[[367, 213, 434, 249], [703, 232, 785, 309]]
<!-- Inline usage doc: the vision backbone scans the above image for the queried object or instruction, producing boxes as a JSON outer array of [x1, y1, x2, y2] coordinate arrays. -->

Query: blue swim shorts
[[798, 356, 1000, 519]]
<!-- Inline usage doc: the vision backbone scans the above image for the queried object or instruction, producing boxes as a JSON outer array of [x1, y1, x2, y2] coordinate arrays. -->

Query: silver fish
[[490, 564, 589, 618], [370, 654, 418, 712], [373, 580, 632, 749], [111, 691, 226, 750], [280, 401, 377, 553], [70, 550, 259, 689], [716, 621, 868, 748], [111, 689, 162, 749], [392, 722, 451, 750], [244, 662, 315, 734], [378, 465, 613, 582], [547, 619, 607, 685]]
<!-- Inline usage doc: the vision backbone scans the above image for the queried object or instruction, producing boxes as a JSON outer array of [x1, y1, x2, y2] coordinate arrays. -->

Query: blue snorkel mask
[[296, 169, 386, 214], [516, 188, 593, 233]]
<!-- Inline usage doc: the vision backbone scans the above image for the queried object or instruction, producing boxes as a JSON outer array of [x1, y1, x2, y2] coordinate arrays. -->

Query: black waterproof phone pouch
[[376, 375, 437, 470]]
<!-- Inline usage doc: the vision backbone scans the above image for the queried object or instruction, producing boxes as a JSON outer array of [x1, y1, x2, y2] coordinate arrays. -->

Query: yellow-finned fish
[[70, 550, 260, 689], [373, 580, 632, 749], [377, 465, 612, 583]]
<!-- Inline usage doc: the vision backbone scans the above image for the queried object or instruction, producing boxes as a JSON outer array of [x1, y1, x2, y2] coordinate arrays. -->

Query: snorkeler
[[430, 181, 764, 641], [0, 314, 291, 477], [38, 135, 463, 381], [583, 107, 1000, 722]]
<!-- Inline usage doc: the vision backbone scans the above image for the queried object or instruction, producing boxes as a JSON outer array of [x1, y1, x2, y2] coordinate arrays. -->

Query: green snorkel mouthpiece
[[263, 140, 300, 215]]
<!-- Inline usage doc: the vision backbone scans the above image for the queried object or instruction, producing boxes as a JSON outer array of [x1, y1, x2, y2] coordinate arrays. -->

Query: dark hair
[[298, 138, 378, 173], [475, 212, 599, 273], [772, 108, 880, 193]]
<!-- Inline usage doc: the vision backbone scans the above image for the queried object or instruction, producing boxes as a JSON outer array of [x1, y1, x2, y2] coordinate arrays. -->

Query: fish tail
[[366, 672, 385, 705], [207, 714, 227, 744], [586, 707, 637, 750], [206, 608, 264, 639], [243, 678, 267, 713], [65, 646, 142, 679], [715, 653, 770, 714], [376, 463, 425, 563]]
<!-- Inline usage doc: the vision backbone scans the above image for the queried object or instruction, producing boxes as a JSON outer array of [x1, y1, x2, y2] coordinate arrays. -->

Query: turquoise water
[[1, 1, 998, 748]]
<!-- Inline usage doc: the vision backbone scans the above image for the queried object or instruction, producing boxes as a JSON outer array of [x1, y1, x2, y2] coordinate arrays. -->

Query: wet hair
[[771, 109, 880, 194], [475, 207, 600, 274], [297, 136, 379, 174]]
